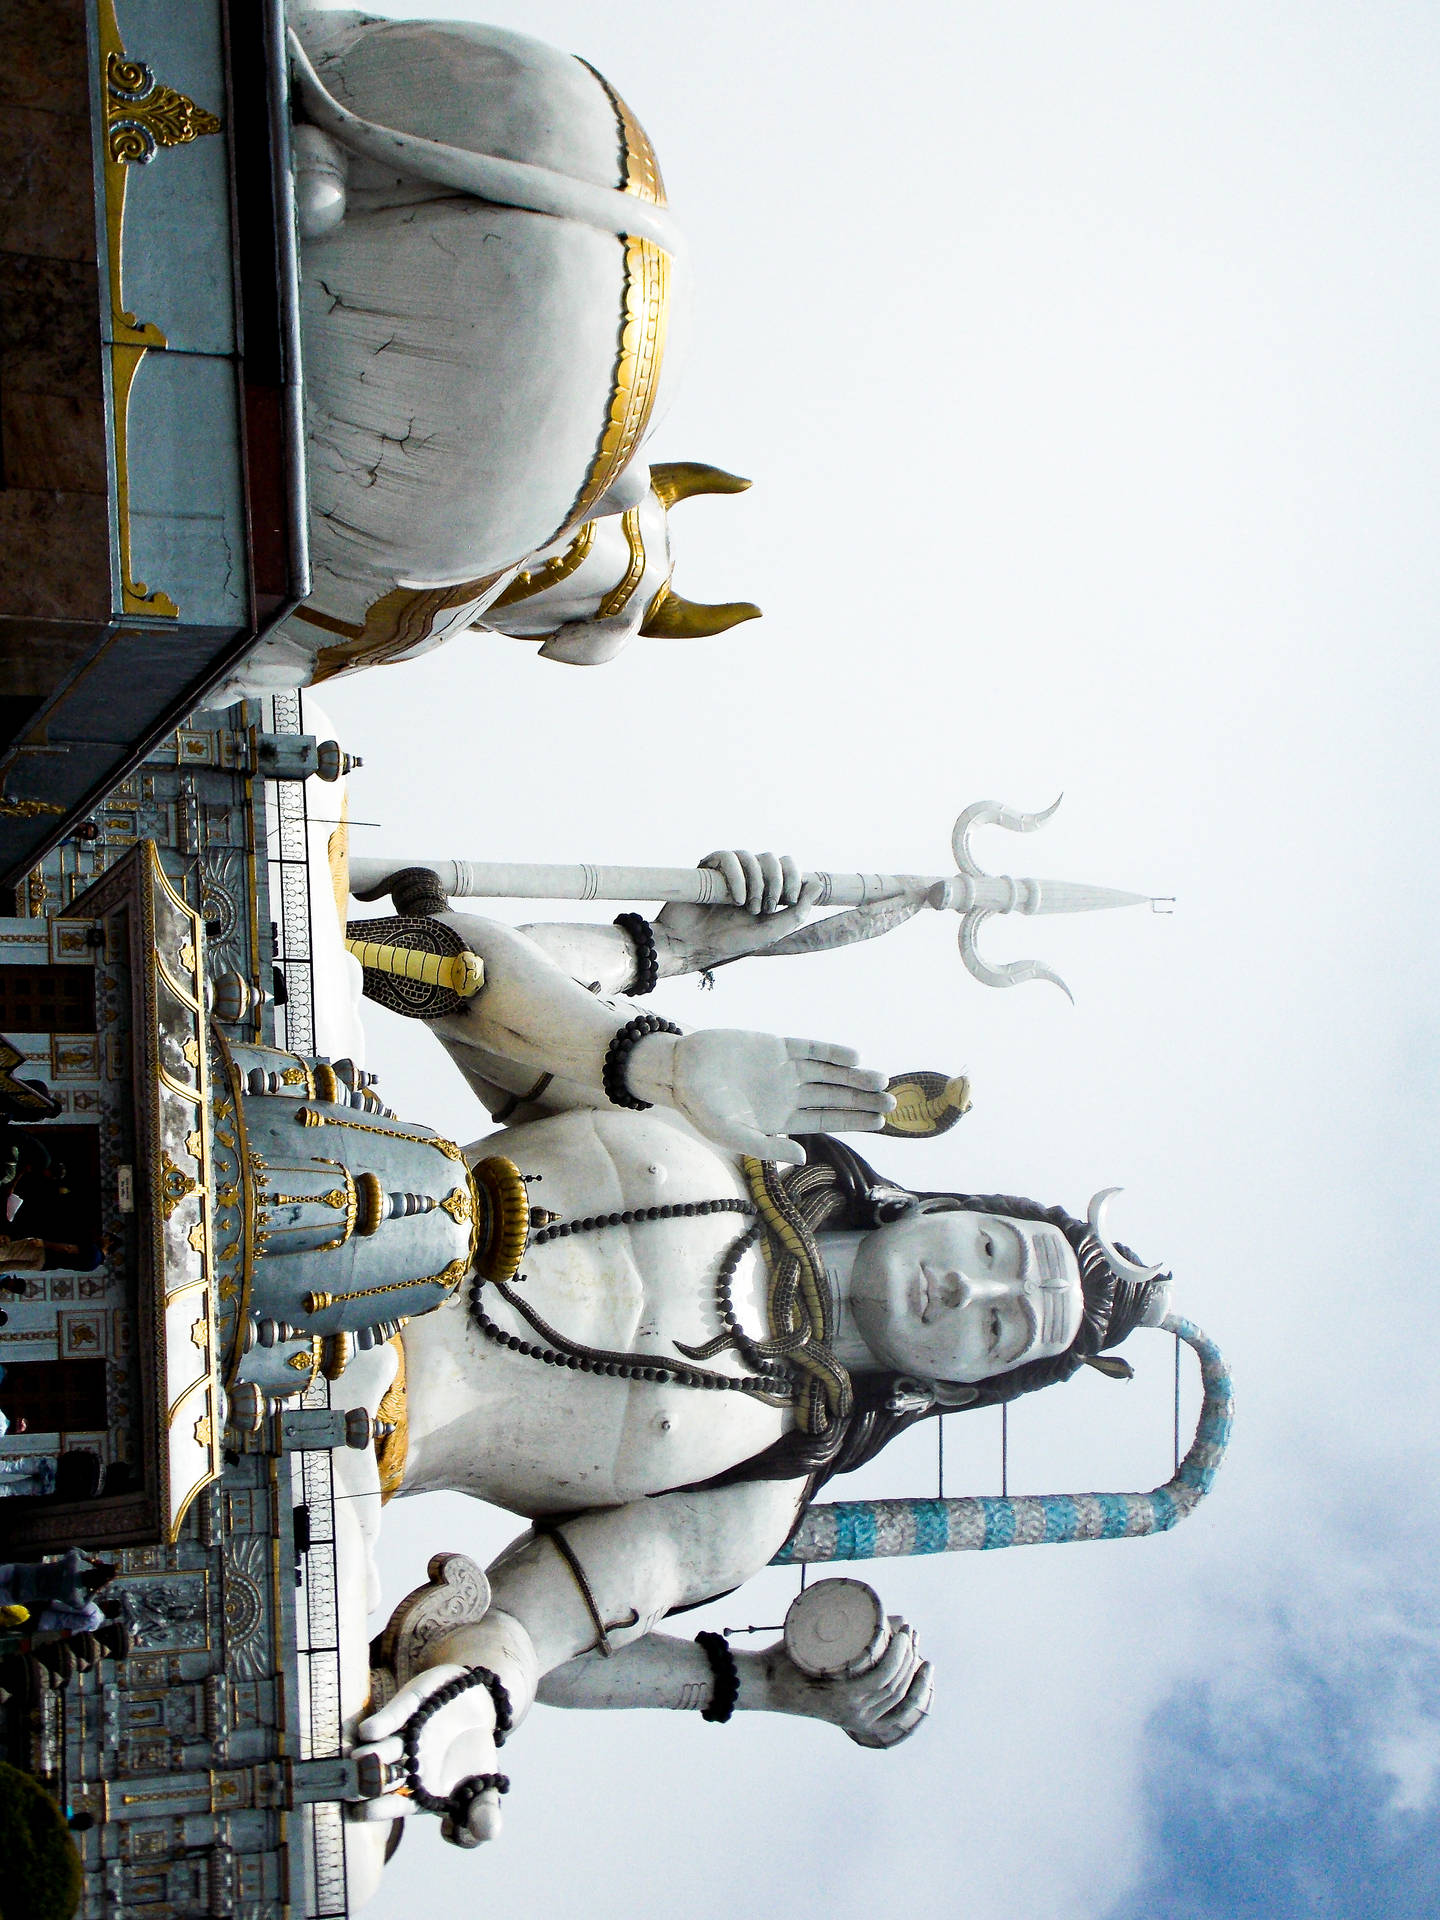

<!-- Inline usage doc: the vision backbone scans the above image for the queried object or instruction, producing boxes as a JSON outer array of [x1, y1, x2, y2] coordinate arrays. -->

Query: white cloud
[[1375, 1720, 1440, 1817]]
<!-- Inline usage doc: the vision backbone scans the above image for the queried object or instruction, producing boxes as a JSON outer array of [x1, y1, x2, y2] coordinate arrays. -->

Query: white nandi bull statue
[[226, 12, 758, 695]]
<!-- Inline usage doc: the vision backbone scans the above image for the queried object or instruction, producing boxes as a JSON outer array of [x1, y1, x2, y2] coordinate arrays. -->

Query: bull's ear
[[639, 589, 761, 639], [650, 462, 752, 508]]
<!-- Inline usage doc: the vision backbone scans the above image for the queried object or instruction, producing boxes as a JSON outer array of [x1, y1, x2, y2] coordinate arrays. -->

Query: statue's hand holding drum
[[756, 1580, 934, 1749]]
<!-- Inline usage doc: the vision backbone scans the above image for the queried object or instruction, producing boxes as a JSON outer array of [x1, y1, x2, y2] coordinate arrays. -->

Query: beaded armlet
[[613, 913, 660, 995]]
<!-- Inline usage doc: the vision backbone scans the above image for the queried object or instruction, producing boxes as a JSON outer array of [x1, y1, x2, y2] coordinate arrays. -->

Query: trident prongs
[[958, 909, 1076, 1003], [950, 795, 1065, 877], [926, 796, 1157, 1000], [950, 795, 1072, 999]]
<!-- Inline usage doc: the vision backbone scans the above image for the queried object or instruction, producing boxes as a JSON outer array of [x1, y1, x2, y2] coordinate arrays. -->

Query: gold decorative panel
[[96, 0, 223, 619]]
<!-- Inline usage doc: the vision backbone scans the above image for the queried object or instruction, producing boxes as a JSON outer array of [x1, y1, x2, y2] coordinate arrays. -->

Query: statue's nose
[[945, 1272, 1004, 1312], [941, 1271, 971, 1310]]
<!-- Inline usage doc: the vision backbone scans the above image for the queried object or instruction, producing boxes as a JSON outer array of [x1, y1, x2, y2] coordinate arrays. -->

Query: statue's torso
[[399, 1109, 792, 1512]]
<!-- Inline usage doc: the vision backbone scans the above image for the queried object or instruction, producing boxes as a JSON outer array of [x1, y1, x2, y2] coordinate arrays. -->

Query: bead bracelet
[[613, 913, 660, 996], [401, 1664, 514, 1828], [602, 1012, 682, 1110], [695, 1631, 739, 1723]]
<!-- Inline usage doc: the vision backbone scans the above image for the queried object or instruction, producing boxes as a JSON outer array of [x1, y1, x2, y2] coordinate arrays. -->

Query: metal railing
[[266, 688, 316, 1058], [265, 688, 347, 1915]]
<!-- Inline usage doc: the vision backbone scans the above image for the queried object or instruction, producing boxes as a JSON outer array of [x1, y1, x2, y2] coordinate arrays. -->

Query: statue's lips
[[915, 1267, 940, 1325]]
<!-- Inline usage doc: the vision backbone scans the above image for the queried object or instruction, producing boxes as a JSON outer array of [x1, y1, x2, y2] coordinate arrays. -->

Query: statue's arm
[[509, 920, 649, 997], [424, 911, 890, 1162], [536, 1627, 933, 1747], [514, 849, 822, 991], [353, 1478, 815, 1838], [478, 1476, 814, 1674], [354, 1481, 931, 1840]]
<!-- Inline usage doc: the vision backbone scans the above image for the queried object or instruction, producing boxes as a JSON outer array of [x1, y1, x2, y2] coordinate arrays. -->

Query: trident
[[348, 796, 1168, 1001]]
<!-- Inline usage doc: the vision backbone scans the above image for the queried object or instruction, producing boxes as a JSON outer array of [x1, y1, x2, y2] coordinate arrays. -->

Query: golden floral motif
[[159, 1152, 198, 1220], [440, 1187, 473, 1225], [187, 1222, 206, 1254], [105, 52, 222, 165]]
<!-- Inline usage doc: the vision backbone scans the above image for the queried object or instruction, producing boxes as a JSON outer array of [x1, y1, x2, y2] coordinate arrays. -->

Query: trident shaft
[[348, 797, 1164, 999]]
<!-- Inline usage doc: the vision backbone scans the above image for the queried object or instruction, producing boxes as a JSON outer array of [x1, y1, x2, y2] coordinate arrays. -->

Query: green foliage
[[0, 1763, 83, 1920]]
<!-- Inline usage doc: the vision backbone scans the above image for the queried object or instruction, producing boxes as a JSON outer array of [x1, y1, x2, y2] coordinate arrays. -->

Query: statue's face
[[848, 1208, 1083, 1384]]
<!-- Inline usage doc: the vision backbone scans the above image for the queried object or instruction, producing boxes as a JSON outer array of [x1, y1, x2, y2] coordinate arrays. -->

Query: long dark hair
[[712, 1137, 1168, 1497]]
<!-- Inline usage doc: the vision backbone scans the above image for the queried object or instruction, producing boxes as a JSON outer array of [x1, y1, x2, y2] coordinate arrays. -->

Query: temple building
[[0, 690, 465, 1918], [0, 4, 438, 1911]]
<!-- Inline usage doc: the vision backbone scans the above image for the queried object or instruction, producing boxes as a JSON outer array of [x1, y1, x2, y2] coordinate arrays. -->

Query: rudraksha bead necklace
[[468, 1196, 795, 1399]]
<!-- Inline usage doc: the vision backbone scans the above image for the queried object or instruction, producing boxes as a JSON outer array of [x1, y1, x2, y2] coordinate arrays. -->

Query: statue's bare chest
[[488, 1114, 768, 1367], [401, 1111, 789, 1508]]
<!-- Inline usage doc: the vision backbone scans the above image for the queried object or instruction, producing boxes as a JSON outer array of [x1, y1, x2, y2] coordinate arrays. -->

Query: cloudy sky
[[306, 3, 1440, 1914]]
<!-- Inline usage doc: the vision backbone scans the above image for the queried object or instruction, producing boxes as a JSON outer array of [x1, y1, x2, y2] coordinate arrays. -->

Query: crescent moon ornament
[[1086, 1188, 1166, 1282]]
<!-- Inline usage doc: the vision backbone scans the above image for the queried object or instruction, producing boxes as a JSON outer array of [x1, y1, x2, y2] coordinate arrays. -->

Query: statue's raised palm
[[637, 1028, 892, 1165]]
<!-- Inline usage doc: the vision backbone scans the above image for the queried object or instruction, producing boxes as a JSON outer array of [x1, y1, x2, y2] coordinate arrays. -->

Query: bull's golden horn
[[640, 586, 762, 639], [649, 462, 752, 509]]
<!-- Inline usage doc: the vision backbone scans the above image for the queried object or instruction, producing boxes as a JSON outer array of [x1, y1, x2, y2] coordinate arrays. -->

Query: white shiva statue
[[320, 858, 1230, 1906]]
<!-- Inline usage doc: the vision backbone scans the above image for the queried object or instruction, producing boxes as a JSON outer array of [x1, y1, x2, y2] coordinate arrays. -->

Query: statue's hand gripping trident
[[349, 797, 1168, 1001]]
